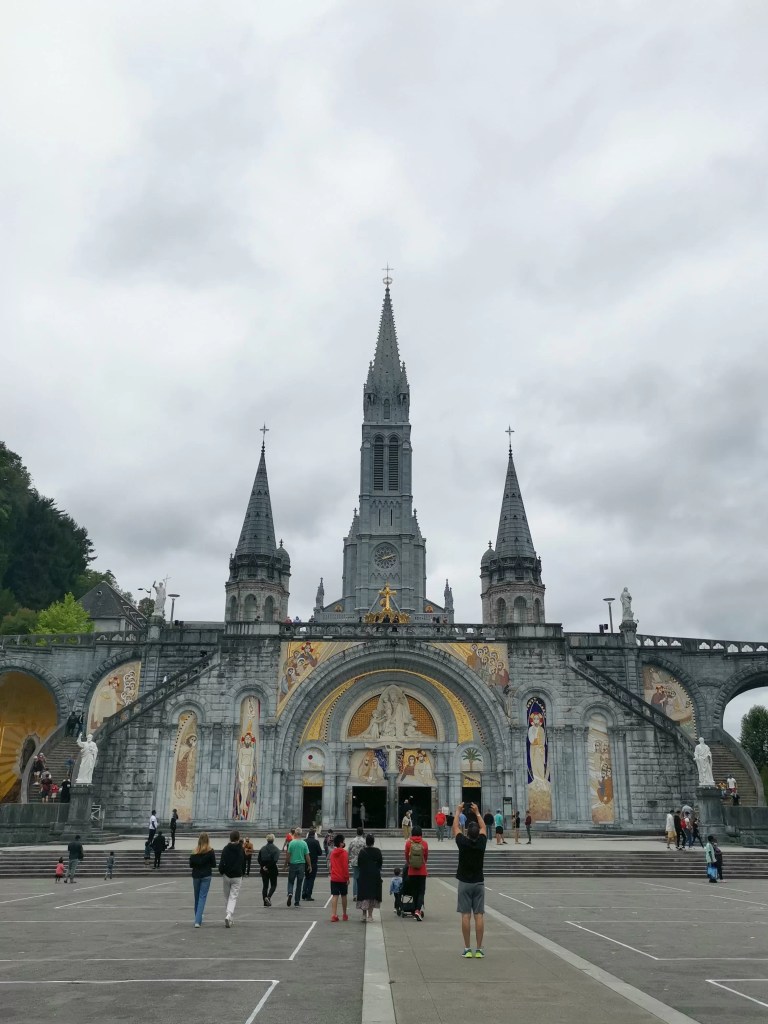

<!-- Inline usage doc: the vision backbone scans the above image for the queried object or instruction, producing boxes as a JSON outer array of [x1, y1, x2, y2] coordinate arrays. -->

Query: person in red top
[[329, 833, 350, 922], [404, 825, 429, 920], [435, 810, 447, 842]]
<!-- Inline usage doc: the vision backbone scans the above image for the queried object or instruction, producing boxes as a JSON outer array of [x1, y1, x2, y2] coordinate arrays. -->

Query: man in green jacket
[[284, 827, 312, 908]]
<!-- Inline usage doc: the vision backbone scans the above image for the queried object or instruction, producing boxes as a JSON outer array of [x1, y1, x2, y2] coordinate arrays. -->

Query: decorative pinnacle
[[382, 263, 394, 287], [505, 425, 514, 452], [260, 423, 269, 451]]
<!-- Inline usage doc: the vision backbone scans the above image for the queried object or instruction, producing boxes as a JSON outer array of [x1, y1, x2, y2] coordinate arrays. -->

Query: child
[[389, 866, 403, 914], [55, 857, 65, 883], [105, 852, 115, 880], [329, 833, 349, 923]]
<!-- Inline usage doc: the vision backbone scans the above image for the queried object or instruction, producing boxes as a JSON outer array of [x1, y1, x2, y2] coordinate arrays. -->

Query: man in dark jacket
[[65, 834, 84, 883], [258, 834, 280, 907], [302, 829, 323, 902], [219, 830, 246, 927], [151, 831, 166, 869], [170, 809, 178, 849]]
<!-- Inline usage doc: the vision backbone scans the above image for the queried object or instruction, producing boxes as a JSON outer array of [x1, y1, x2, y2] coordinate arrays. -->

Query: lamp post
[[169, 593, 180, 622], [603, 597, 616, 634]]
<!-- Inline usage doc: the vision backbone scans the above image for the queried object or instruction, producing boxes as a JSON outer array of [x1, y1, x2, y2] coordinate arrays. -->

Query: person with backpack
[[404, 824, 429, 921]]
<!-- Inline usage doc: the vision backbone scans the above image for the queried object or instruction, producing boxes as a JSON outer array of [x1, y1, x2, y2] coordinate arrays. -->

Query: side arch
[[0, 660, 68, 719]]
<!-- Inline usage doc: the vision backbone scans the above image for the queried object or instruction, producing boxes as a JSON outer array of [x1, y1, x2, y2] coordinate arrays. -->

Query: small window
[[383, 399, 391, 419], [388, 435, 399, 491], [373, 435, 384, 491]]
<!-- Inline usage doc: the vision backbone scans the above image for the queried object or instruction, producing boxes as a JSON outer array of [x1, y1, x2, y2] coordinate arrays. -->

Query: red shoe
[[330, 915, 340, 922], [342, 914, 349, 921]]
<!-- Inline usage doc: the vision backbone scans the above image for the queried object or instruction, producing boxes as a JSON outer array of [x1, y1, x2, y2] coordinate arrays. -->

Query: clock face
[[373, 543, 399, 571]]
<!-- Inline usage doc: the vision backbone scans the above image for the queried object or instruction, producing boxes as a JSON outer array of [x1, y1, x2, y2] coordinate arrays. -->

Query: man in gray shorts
[[452, 801, 487, 958]]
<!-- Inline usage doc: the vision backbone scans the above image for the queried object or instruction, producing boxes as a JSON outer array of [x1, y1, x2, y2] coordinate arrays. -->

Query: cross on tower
[[382, 264, 394, 286], [260, 423, 269, 449], [506, 425, 514, 451]]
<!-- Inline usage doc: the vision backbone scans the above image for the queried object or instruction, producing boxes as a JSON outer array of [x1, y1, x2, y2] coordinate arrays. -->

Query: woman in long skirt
[[355, 834, 383, 922]]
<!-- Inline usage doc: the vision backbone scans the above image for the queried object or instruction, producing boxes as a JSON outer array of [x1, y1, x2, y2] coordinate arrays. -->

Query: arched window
[[383, 399, 391, 419], [496, 598, 507, 624], [513, 596, 528, 623], [243, 594, 258, 622], [373, 435, 384, 491], [388, 435, 399, 491], [533, 598, 542, 624], [227, 595, 239, 622], [263, 596, 275, 623]]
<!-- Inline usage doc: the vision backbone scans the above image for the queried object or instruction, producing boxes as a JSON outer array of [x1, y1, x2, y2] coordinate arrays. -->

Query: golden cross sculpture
[[378, 582, 397, 613]]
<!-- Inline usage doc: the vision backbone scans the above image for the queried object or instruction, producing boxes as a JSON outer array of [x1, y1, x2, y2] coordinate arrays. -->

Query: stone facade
[[1, 282, 766, 833]]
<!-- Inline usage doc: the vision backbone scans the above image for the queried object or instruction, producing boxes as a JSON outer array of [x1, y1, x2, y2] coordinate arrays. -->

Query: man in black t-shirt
[[452, 802, 487, 958]]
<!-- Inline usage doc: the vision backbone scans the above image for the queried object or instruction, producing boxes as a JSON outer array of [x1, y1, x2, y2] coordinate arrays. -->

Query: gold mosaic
[[348, 694, 437, 738]]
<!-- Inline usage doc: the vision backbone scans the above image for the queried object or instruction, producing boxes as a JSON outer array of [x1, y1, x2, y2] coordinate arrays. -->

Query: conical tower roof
[[494, 448, 537, 559], [235, 444, 276, 557], [366, 285, 409, 396]]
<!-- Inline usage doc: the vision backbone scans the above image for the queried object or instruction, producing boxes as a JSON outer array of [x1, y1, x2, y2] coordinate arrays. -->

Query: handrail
[[95, 651, 219, 742], [568, 653, 695, 755]]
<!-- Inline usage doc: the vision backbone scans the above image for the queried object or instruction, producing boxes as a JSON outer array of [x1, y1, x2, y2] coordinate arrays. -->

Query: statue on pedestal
[[694, 736, 716, 788], [620, 587, 634, 623], [75, 733, 99, 785], [152, 579, 167, 619]]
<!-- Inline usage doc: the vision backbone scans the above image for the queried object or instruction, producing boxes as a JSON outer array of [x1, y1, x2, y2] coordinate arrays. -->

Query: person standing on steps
[[435, 808, 447, 841], [524, 810, 532, 844], [65, 834, 84, 883], [257, 833, 280, 907], [401, 809, 412, 840], [189, 832, 216, 927], [219, 829, 246, 927], [152, 830, 166, 869], [360, 802, 367, 830], [453, 802, 487, 958], [347, 827, 366, 901], [482, 810, 495, 843], [283, 827, 311, 908], [513, 809, 521, 844], [302, 829, 322, 902], [148, 809, 158, 846], [170, 809, 178, 850], [673, 809, 684, 850], [494, 809, 507, 845], [404, 825, 429, 921], [665, 809, 676, 849]]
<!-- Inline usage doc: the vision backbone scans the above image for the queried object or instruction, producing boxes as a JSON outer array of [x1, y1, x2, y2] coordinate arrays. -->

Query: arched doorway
[[721, 670, 768, 805], [0, 671, 58, 803]]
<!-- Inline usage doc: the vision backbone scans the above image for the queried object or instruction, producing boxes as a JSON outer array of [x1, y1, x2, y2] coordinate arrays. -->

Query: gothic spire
[[364, 282, 409, 421], [235, 442, 277, 558], [494, 447, 536, 559]]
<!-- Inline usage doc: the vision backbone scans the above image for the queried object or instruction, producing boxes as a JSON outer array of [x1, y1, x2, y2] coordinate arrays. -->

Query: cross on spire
[[382, 264, 394, 286], [260, 423, 269, 450], [505, 425, 514, 452]]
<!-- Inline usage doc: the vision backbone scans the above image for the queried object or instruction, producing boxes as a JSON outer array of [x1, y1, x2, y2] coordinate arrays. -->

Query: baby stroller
[[398, 864, 425, 919]]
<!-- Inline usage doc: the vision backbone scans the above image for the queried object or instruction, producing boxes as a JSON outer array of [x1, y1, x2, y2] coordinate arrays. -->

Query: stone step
[[710, 741, 758, 806]]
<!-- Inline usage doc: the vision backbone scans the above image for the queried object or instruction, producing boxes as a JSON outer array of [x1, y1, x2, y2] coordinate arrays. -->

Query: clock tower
[[315, 278, 451, 623]]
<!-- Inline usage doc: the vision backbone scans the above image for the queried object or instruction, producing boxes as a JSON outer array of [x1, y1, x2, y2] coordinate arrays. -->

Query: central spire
[[364, 281, 409, 423]]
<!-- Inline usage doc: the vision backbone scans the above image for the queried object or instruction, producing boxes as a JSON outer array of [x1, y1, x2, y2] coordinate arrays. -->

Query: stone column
[[576, 727, 591, 825], [386, 772, 398, 828]]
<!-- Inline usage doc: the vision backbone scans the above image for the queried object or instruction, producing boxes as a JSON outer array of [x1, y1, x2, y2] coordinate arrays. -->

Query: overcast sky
[[3, 3, 767, 736]]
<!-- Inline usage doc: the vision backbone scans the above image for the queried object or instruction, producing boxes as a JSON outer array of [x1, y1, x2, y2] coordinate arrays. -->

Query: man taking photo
[[452, 802, 487, 958]]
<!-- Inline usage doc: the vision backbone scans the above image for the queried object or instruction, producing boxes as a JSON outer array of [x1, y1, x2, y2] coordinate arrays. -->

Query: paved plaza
[[3, 869, 768, 1022]]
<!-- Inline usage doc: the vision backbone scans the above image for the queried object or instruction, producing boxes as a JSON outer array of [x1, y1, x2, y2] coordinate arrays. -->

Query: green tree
[[137, 596, 155, 617], [740, 705, 768, 771], [0, 607, 38, 635], [33, 593, 93, 635], [0, 443, 32, 585]]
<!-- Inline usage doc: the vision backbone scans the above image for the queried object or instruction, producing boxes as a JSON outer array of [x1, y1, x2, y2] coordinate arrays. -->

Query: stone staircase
[[710, 741, 758, 806], [2, 846, 766, 879], [26, 735, 81, 803]]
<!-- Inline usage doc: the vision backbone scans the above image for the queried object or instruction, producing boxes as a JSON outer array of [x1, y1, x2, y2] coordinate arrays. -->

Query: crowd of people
[[664, 807, 725, 880]]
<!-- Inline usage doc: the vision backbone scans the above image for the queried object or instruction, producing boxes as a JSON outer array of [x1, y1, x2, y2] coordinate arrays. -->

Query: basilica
[[2, 282, 764, 833]]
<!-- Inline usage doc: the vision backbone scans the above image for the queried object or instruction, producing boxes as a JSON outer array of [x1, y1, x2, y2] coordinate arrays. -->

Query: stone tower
[[481, 444, 545, 625], [225, 441, 290, 623], [316, 280, 451, 622]]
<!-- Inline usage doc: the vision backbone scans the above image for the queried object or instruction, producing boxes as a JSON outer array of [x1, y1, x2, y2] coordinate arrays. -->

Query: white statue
[[75, 732, 99, 785], [361, 684, 431, 742], [152, 580, 166, 619], [694, 736, 716, 787], [620, 587, 634, 623]]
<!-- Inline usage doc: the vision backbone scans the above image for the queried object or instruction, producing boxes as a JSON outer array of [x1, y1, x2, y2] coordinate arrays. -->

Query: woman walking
[[189, 832, 216, 927], [356, 834, 383, 922]]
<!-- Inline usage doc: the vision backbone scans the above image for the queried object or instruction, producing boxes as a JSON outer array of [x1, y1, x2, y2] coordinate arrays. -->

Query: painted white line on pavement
[[135, 881, 179, 891], [363, 914, 395, 1024], [0, 955, 308, 963], [491, 891, 534, 910], [324, 895, 332, 908], [0, 978, 278, 986], [707, 893, 768, 909], [55, 892, 121, 910], [638, 882, 692, 894], [566, 921, 658, 960], [437, 882, 699, 1024], [0, 881, 113, 905], [244, 979, 280, 1023], [288, 920, 317, 960], [707, 980, 768, 1009]]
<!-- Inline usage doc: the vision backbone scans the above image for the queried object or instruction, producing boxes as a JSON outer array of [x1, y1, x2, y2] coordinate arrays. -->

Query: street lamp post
[[169, 594, 180, 623], [603, 597, 616, 634]]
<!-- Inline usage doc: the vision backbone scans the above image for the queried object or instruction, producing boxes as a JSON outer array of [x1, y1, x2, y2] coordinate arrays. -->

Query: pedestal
[[69, 784, 94, 825], [697, 786, 726, 839]]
